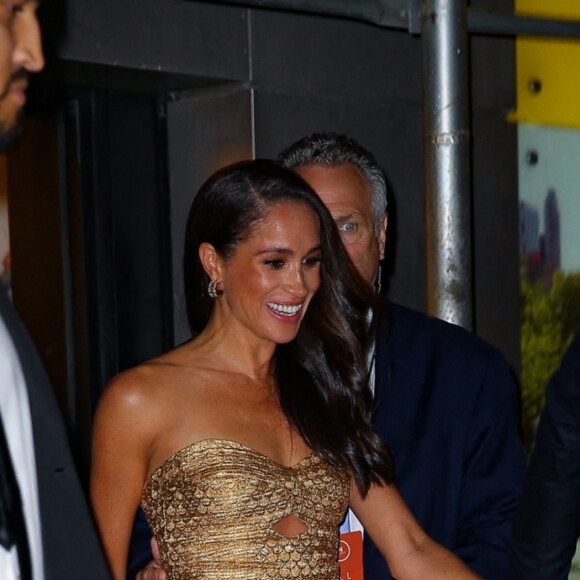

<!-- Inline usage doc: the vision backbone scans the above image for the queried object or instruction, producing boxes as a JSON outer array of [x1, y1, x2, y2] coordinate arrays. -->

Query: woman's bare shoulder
[[101, 344, 211, 411], [103, 363, 161, 401], [97, 358, 173, 417]]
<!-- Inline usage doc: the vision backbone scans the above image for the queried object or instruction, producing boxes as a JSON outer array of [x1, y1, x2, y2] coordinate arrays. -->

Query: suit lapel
[[373, 312, 391, 413], [0, 284, 58, 454]]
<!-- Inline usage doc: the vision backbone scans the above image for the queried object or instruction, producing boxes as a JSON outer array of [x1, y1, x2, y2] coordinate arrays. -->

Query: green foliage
[[520, 269, 580, 449]]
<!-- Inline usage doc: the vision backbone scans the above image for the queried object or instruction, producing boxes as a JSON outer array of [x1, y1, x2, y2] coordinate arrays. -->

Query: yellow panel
[[515, 0, 580, 19], [512, 0, 580, 128], [510, 37, 580, 128]]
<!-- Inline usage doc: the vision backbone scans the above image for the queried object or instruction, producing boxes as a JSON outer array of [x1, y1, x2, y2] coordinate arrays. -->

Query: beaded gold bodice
[[141, 439, 350, 579]]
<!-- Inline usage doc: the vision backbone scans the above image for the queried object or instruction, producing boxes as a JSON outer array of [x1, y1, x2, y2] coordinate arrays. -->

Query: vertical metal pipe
[[422, 0, 473, 330]]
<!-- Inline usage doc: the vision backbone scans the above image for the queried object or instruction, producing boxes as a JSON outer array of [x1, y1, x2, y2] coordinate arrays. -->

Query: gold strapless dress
[[141, 439, 350, 579]]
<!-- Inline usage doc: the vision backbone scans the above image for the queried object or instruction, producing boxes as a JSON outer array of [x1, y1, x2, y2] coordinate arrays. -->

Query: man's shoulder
[[386, 301, 496, 358], [376, 302, 519, 433]]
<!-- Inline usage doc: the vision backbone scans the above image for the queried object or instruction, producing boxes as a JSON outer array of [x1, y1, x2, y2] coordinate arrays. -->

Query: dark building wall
[[50, 0, 520, 373], [55, 0, 250, 80]]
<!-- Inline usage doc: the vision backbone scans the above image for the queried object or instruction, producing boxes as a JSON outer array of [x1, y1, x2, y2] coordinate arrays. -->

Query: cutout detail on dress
[[272, 514, 308, 538]]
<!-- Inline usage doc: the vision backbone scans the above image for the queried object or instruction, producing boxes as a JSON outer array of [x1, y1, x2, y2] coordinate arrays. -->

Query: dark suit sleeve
[[127, 508, 154, 579], [455, 348, 527, 579], [508, 333, 580, 580]]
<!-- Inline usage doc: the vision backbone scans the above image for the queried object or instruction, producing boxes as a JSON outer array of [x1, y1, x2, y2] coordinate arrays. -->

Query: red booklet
[[339, 531, 363, 580]]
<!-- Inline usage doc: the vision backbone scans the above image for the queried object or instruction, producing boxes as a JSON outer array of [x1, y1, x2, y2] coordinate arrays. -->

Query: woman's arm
[[350, 480, 482, 579], [90, 371, 154, 580]]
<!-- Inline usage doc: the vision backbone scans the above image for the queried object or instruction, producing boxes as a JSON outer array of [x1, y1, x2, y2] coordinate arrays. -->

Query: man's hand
[[135, 538, 167, 580]]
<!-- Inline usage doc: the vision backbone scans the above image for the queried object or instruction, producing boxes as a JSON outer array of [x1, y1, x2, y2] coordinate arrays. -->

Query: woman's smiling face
[[212, 200, 322, 346]]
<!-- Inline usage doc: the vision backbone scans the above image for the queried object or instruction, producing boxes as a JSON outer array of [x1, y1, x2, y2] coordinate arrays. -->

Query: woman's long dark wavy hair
[[183, 159, 393, 494]]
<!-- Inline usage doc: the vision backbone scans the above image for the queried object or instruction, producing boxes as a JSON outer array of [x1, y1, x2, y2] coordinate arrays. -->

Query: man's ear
[[378, 213, 388, 261], [198, 242, 223, 281]]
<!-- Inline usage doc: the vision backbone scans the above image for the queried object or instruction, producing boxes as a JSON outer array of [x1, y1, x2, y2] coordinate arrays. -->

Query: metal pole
[[422, 0, 472, 329]]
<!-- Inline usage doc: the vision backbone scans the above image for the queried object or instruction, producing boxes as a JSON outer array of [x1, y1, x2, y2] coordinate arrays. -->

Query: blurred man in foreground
[[0, 2, 110, 578]]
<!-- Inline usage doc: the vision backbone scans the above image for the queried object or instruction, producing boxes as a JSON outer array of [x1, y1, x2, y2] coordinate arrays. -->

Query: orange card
[[339, 531, 364, 580]]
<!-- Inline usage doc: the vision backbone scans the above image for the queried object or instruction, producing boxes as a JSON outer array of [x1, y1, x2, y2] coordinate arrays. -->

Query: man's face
[[296, 164, 387, 287], [0, 0, 44, 149]]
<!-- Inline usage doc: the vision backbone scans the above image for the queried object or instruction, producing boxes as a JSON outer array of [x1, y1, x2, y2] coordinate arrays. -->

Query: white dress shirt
[[0, 315, 45, 580]]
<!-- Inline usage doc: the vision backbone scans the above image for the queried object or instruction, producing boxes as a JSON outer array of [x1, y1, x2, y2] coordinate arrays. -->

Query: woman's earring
[[208, 279, 222, 299]]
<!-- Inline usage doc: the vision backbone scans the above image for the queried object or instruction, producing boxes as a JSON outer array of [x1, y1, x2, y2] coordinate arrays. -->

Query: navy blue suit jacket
[[508, 333, 580, 579], [363, 303, 527, 579]]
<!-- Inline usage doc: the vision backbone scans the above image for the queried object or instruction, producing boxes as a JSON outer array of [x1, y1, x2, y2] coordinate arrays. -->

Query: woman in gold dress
[[90, 160, 480, 580]]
